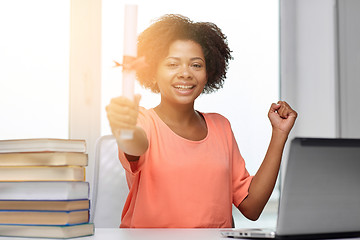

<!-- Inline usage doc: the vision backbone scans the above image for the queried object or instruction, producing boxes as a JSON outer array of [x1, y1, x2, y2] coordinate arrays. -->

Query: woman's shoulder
[[137, 106, 157, 128], [138, 106, 155, 118], [202, 111, 230, 122], [202, 112, 234, 142], [201, 112, 231, 128], [139, 106, 150, 113]]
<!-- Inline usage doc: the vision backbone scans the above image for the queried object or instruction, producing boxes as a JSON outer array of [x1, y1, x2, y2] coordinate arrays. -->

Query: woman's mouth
[[173, 84, 196, 95], [173, 84, 195, 90]]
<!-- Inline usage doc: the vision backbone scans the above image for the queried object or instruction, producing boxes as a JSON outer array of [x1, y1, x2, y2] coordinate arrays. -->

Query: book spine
[[0, 167, 85, 181], [0, 182, 89, 200]]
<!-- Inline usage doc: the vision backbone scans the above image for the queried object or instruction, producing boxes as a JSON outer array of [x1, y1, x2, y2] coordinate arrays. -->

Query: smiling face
[[154, 39, 207, 107]]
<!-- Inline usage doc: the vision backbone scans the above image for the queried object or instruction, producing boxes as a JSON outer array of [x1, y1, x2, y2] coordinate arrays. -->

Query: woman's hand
[[106, 95, 141, 136], [268, 101, 298, 136]]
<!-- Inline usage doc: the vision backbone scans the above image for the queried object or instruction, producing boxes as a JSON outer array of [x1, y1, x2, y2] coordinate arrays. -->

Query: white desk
[[3, 228, 225, 240], [4, 228, 360, 240], [89, 228, 225, 240]]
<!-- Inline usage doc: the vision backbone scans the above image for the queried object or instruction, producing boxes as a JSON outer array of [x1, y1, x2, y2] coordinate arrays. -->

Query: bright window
[[0, 0, 70, 140]]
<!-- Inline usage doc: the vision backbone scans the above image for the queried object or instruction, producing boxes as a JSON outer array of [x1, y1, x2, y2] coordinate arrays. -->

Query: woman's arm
[[115, 126, 148, 161], [238, 101, 297, 220], [106, 95, 149, 160]]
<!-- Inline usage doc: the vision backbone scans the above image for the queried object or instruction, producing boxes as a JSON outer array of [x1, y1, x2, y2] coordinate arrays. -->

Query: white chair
[[90, 135, 129, 227]]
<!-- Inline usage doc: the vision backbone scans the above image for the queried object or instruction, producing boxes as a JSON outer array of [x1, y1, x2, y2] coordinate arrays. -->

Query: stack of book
[[0, 138, 94, 239]]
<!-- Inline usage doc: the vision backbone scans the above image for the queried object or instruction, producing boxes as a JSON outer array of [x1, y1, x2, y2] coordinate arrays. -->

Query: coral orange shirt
[[118, 107, 253, 228]]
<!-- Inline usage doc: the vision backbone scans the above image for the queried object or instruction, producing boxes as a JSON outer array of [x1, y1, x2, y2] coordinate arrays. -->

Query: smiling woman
[[101, 0, 279, 183], [102, 0, 280, 228]]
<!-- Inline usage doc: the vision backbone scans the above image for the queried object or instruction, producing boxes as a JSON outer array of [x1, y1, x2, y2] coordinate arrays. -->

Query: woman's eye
[[166, 63, 178, 68], [191, 63, 203, 69]]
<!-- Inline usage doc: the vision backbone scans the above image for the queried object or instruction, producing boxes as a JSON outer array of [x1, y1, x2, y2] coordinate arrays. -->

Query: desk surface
[[91, 228, 225, 240], [4, 228, 360, 240], [4, 228, 223, 240]]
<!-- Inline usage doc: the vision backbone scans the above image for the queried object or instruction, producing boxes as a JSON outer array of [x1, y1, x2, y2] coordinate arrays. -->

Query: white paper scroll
[[123, 4, 138, 61], [120, 4, 138, 140]]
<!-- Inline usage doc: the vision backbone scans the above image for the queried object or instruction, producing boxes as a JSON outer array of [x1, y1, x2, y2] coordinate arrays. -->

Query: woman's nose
[[177, 65, 192, 79]]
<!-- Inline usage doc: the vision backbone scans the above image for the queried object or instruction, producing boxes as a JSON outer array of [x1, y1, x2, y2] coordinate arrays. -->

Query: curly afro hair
[[136, 14, 233, 94]]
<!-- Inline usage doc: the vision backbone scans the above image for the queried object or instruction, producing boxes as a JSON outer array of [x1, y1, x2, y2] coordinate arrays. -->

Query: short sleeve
[[230, 129, 254, 207]]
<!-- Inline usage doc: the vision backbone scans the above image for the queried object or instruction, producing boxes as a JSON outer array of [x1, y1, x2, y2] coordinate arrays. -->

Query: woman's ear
[[151, 77, 157, 85], [152, 80, 158, 89], [151, 74, 158, 86], [150, 77, 160, 93]]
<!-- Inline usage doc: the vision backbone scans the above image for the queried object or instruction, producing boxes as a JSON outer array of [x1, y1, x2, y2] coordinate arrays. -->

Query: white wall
[[337, 0, 360, 138], [281, 0, 339, 140]]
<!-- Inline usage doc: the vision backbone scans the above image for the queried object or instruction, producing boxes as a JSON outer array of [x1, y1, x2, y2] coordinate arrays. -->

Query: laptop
[[221, 137, 360, 239]]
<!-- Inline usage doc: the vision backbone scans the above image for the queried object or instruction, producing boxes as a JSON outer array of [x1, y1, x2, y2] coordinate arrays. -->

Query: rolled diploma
[[120, 4, 138, 140]]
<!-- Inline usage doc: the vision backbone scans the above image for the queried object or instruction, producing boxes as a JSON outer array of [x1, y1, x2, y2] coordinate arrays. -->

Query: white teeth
[[174, 85, 193, 89]]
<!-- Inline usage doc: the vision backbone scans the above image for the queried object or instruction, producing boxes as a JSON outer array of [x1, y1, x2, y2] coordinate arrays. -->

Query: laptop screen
[[277, 137, 360, 236]]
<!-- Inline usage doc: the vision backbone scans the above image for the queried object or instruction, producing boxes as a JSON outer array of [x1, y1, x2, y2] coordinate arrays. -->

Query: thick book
[[0, 166, 85, 181], [0, 152, 88, 166], [0, 181, 89, 200], [0, 223, 94, 239], [0, 209, 89, 225], [0, 138, 86, 153], [0, 199, 90, 211]]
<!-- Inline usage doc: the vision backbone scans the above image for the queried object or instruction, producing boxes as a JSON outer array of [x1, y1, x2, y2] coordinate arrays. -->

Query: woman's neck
[[153, 101, 207, 141], [154, 102, 197, 126]]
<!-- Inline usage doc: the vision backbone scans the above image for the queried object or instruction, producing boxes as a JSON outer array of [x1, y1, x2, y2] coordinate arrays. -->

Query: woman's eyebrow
[[190, 57, 205, 62], [164, 57, 180, 61], [165, 56, 205, 62]]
